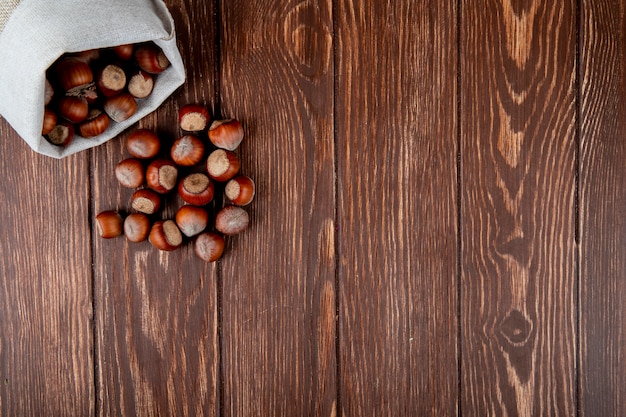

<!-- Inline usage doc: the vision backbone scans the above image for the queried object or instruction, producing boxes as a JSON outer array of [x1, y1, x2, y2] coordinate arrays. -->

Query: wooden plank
[[218, 0, 337, 415], [460, 0, 577, 415], [93, 1, 221, 415], [335, 0, 459, 415], [0, 123, 94, 415], [579, 1, 626, 415]]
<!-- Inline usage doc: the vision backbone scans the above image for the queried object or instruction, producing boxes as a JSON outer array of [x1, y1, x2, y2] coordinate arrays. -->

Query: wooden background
[[1, 0, 625, 415]]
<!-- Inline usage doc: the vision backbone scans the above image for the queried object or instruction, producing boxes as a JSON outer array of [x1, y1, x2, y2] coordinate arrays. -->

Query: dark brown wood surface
[[1, 0, 625, 416], [460, 0, 578, 415], [579, 1, 626, 416]]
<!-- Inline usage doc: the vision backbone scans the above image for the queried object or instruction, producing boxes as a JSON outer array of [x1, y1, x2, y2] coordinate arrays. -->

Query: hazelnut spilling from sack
[[0, 0, 185, 158]]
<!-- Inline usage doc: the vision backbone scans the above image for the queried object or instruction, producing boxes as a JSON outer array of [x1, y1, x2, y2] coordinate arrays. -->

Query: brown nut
[[123, 213, 151, 242], [126, 129, 161, 159], [215, 205, 249, 235], [146, 159, 178, 194], [194, 232, 225, 262], [135, 43, 170, 74], [104, 93, 137, 123], [130, 189, 162, 214], [208, 119, 244, 151], [149, 220, 183, 251], [178, 173, 214, 206], [79, 109, 110, 138], [175, 205, 209, 237], [170, 135, 205, 166], [225, 175, 255, 206], [115, 158, 145, 189], [206, 149, 240, 182], [96, 210, 124, 239], [178, 104, 210, 132]]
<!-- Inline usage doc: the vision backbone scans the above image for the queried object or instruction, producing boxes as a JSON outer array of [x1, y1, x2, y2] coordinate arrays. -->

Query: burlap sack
[[0, 0, 185, 158]]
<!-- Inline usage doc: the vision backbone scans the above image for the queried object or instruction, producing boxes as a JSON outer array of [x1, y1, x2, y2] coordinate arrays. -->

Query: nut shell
[[194, 232, 225, 262], [123, 213, 151, 242], [170, 135, 205, 166], [208, 119, 244, 151], [178, 173, 214, 206], [206, 149, 240, 182], [146, 159, 178, 194], [215, 205, 249, 235], [96, 210, 123, 239], [126, 129, 161, 159], [115, 158, 145, 189], [149, 220, 183, 251], [175, 205, 209, 237]]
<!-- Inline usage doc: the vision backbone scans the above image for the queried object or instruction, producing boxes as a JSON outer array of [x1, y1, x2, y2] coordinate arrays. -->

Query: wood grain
[[460, 0, 577, 415], [93, 1, 221, 415], [218, 0, 337, 415], [0, 123, 94, 415], [335, 0, 459, 415], [579, 1, 626, 415]]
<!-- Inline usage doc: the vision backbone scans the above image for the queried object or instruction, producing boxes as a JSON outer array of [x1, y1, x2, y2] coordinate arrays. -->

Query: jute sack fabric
[[0, 0, 185, 158]]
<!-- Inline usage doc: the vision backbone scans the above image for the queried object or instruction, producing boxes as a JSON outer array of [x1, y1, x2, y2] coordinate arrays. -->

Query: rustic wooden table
[[1, 0, 625, 415]]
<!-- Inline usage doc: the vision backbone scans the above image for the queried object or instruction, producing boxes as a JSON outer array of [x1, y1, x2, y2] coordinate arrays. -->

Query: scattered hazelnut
[[215, 205, 249, 235], [208, 119, 244, 151], [178, 173, 214, 206], [178, 104, 210, 132], [96, 210, 123, 238], [123, 213, 151, 242], [130, 189, 162, 214], [149, 220, 183, 251], [126, 129, 161, 159], [175, 205, 209, 237], [146, 159, 178, 194], [194, 232, 225, 262], [206, 149, 240, 182], [225, 175, 255, 206], [115, 158, 145, 189], [170, 135, 205, 166]]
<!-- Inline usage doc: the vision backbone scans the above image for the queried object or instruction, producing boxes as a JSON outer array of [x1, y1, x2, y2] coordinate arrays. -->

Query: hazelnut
[[178, 104, 210, 132], [135, 43, 170, 74], [208, 119, 244, 151], [149, 220, 183, 251], [146, 159, 178, 194], [115, 158, 145, 189], [170, 135, 205, 166], [194, 232, 225, 262], [178, 173, 214, 206], [123, 213, 151, 242], [206, 149, 240, 182], [215, 205, 249, 235], [126, 129, 161, 159], [175, 205, 209, 237], [79, 109, 110, 138], [130, 189, 162, 214], [96, 210, 123, 238], [225, 175, 255, 206], [104, 93, 137, 123]]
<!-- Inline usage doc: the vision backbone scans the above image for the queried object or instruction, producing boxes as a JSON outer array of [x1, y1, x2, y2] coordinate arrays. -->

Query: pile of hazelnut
[[43, 42, 169, 146], [95, 105, 254, 262]]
